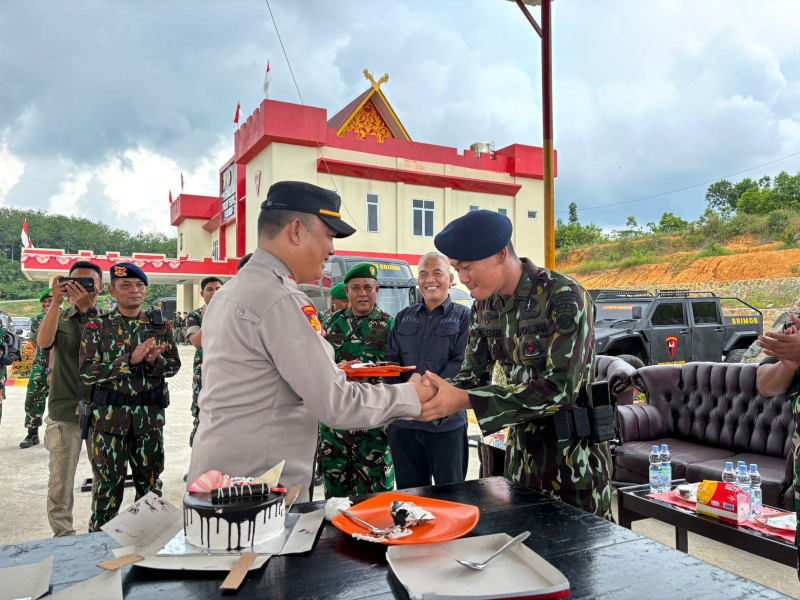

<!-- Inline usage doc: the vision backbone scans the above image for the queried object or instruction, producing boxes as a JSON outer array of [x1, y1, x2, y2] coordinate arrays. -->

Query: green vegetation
[[740, 290, 798, 309], [0, 207, 178, 313], [556, 170, 800, 271]]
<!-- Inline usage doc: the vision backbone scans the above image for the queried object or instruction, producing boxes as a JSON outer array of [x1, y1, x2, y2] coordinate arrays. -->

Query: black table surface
[[0, 477, 791, 599]]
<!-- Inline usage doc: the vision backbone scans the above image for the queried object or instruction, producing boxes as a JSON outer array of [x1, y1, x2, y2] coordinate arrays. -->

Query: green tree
[[737, 187, 777, 214], [705, 178, 758, 212], [568, 202, 579, 225], [656, 212, 689, 232]]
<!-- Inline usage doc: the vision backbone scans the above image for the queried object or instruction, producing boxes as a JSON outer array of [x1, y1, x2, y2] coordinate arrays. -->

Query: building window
[[528, 210, 538, 219], [412, 199, 435, 237], [212, 240, 219, 260], [498, 208, 507, 216], [469, 205, 479, 212], [367, 194, 379, 233]]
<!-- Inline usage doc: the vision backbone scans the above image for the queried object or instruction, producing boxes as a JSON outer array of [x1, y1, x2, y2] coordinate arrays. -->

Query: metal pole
[[542, 0, 555, 269]]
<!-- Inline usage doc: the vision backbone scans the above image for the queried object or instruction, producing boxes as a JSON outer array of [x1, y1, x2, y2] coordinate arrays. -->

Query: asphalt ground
[[0, 345, 797, 597]]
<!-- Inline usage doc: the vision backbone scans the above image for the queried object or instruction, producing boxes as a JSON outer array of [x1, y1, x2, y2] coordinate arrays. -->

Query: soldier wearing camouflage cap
[[322, 282, 349, 331], [19, 287, 55, 449], [79, 262, 180, 530], [420, 210, 612, 519], [320, 262, 396, 497]]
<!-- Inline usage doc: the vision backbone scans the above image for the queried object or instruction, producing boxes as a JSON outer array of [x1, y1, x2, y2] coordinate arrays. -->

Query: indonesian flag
[[169, 189, 173, 204], [21, 219, 33, 248], [263, 60, 271, 98], [234, 102, 242, 125], [181, 172, 184, 191]]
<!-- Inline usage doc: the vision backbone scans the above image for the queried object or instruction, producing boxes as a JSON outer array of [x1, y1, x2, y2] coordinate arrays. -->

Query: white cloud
[[95, 138, 231, 234], [0, 131, 25, 205], [47, 168, 91, 216]]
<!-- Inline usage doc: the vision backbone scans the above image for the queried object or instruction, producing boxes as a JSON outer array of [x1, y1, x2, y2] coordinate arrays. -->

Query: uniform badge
[[369, 265, 376, 277], [84, 322, 99, 330], [302, 305, 323, 335], [523, 297, 541, 319], [554, 300, 578, 335], [523, 339, 543, 358], [113, 265, 127, 277]]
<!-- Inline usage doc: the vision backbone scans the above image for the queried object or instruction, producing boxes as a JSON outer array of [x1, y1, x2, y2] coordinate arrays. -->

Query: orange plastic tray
[[332, 492, 480, 545], [340, 365, 416, 378]]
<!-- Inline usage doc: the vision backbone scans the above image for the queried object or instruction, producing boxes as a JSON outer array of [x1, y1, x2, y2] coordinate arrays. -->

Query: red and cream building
[[171, 71, 555, 310]]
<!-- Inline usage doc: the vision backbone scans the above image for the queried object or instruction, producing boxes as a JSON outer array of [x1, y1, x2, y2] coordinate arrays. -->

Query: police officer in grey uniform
[[188, 181, 434, 501]]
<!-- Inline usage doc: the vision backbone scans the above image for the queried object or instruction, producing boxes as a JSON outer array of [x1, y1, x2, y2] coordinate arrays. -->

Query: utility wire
[[264, 0, 364, 231], [558, 150, 800, 214]]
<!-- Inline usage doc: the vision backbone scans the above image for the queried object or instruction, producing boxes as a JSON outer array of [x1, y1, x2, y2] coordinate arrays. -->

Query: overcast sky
[[2, 0, 800, 237]]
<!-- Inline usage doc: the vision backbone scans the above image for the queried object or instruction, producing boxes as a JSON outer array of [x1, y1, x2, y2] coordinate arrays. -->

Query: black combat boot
[[19, 427, 40, 449]]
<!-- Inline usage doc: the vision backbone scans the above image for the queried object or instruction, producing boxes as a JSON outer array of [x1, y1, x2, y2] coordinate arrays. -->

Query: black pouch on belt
[[589, 381, 616, 443]]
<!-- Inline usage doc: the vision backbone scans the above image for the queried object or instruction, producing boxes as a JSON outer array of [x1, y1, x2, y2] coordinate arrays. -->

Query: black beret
[[262, 181, 356, 239], [110, 262, 148, 286], [434, 210, 513, 261]]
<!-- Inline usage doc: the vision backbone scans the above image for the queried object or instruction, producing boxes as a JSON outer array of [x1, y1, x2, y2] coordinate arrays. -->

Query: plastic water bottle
[[736, 464, 751, 506], [721, 461, 736, 484], [749, 464, 763, 518], [649, 445, 662, 494], [660, 444, 672, 492]]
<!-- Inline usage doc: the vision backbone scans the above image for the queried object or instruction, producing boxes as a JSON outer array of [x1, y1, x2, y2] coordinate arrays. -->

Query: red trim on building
[[218, 225, 227, 260], [235, 99, 555, 179], [236, 163, 247, 257], [170, 194, 219, 226], [20, 249, 239, 278], [318, 159, 522, 196]]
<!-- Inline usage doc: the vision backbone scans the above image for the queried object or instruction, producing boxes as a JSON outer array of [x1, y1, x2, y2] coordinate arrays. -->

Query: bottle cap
[[652, 445, 659, 451], [749, 464, 757, 470], [725, 461, 733, 467], [661, 444, 668, 450]]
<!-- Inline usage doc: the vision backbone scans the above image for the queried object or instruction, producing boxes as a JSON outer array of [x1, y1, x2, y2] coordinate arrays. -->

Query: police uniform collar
[[253, 248, 295, 283]]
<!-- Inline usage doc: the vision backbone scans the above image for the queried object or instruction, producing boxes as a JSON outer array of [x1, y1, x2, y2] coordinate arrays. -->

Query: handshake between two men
[[408, 372, 471, 423]]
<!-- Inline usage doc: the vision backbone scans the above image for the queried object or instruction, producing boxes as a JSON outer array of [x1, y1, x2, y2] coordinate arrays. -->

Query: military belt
[[92, 385, 168, 408]]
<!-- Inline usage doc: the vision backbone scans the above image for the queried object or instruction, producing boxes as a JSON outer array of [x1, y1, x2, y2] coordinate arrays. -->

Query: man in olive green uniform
[[20, 288, 54, 448], [37, 262, 105, 537], [185, 276, 223, 446], [80, 263, 180, 530], [320, 263, 395, 498], [420, 210, 612, 519]]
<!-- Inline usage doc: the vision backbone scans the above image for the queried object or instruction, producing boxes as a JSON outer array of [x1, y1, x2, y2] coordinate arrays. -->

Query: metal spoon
[[455, 531, 531, 570], [341, 511, 397, 536]]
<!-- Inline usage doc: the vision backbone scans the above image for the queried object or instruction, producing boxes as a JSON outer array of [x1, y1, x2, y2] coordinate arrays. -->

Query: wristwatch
[[84, 307, 98, 318]]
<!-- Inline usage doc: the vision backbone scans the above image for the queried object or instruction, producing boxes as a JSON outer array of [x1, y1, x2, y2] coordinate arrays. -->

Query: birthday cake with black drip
[[184, 465, 287, 551]]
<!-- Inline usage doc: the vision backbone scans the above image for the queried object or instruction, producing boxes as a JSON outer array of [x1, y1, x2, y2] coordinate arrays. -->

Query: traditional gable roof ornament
[[327, 70, 411, 143]]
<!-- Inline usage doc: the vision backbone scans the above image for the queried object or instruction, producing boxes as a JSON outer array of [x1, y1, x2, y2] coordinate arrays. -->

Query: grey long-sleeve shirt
[[187, 249, 421, 502]]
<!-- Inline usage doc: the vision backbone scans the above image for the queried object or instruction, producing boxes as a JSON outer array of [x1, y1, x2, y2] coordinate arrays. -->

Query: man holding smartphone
[[36, 261, 104, 537]]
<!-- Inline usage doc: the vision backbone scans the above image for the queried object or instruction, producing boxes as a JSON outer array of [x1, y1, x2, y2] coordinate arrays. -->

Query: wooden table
[[0, 477, 791, 599], [618, 480, 797, 567]]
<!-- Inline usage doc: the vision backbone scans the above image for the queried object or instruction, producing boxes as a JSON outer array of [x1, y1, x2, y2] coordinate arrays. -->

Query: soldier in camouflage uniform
[[79, 263, 180, 530], [320, 263, 395, 498], [755, 315, 800, 580], [420, 210, 613, 519], [20, 288, 54, 449], [185, 277, 223, 446], [321, 282, 349, 332]]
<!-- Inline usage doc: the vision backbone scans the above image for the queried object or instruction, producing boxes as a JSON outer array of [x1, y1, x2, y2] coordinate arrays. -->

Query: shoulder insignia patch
[[302, 305, 323, 335]]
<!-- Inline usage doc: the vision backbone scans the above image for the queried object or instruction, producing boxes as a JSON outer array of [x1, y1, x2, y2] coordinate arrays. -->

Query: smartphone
[[59, 276, 96, 293]]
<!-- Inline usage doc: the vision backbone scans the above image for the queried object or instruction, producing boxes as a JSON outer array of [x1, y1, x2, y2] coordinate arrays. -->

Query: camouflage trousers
[[0, 365, 5, 422], [319, 424, 394, 498], [89, 425, 164, 530], [505, 428, 614, 520], [24, 358, 48, 428]]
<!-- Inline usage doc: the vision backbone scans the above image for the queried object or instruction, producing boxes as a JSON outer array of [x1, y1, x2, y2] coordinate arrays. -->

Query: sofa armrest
[[597, 355, 637, 398], [618, 404, 670, 444]]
